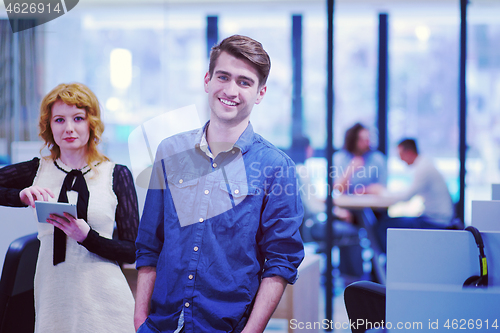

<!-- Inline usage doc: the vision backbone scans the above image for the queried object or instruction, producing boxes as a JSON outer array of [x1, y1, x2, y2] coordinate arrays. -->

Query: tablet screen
[[35, 201, 77, 223]]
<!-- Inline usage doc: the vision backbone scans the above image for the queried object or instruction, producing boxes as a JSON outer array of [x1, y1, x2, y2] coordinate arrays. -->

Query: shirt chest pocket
[[218, 181, 258, 206], [210, 182, 260, 223], [167, 173, 200, 227]]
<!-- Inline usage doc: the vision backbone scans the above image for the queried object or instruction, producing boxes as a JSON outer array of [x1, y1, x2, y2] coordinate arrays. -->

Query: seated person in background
[[333, 124, 387, 276], [333, 122, 387, 195], [375, 138, 455, 252], [293, 136, 353, 230]]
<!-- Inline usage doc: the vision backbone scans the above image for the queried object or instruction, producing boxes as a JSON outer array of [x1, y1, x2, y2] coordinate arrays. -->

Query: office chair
[[344, 280, 386, 333], [309, 219, 360, 247], [0, 233, 40, 333]]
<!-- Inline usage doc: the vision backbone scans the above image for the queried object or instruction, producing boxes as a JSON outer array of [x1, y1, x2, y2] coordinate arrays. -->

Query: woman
[[333, 122, 387, 195], [0, 83, 138, 332]]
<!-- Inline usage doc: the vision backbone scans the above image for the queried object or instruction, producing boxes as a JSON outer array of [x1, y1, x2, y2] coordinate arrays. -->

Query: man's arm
[[134, 266, 157, 331], [251, 155, 304, 331], [391, 161, 428, 203], [241, 276, 287, 333]]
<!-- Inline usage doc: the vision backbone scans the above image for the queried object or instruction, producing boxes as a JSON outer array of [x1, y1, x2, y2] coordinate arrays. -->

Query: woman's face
[[50, 100, 90, 155], [356, 128, 371, 154]]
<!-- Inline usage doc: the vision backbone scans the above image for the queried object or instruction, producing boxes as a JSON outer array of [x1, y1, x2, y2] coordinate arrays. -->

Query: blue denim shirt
[[136, 122, 304, 333]]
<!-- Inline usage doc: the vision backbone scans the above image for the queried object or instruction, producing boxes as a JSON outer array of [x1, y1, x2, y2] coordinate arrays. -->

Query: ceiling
[[74, 0, 500, 14], [77, 0, 499, 5]]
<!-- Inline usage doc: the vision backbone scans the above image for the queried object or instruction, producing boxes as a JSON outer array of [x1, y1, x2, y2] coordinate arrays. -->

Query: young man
[[375, 138, 454, 251], [134, 35, 304, 333]]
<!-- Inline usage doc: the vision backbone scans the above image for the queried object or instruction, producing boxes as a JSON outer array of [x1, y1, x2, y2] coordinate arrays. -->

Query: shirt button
[[194, 246, 199, 252], [185, 302, 190, 308], [199, 218, 204, 223], [179, 179, 183, 184], [234, 189, 240, 194], [212, 163, 217, 168], [188, 274, 194, 280], [204, 189, 209, 194], [232, 150, 235, 154]]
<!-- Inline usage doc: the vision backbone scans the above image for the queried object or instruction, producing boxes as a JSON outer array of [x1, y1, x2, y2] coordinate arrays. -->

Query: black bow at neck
[[53, 163, 90, 266]]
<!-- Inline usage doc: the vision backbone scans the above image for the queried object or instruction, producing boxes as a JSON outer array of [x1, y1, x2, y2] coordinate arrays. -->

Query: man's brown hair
[[398, 138, 419, 154], [208, 35, 271, 87]]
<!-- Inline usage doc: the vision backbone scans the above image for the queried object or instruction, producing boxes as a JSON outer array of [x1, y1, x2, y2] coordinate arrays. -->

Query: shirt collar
[[196, 121, 255, 157], [234, 121, 255, 154], [198, 122, 213, 158]]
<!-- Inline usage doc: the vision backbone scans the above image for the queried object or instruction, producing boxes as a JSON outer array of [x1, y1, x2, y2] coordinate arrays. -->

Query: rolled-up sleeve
[[135, 158, 167, 268], [259, 157, 304, 284]]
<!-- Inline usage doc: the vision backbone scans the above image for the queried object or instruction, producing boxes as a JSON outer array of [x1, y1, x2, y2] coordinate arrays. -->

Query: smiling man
[[134, 35, 304, 333]]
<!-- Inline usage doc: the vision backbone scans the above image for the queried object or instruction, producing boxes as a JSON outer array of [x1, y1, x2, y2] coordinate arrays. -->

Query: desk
[[334, 194, 396, 209], [334, 194, 392, 284], [386, 229, 500, 332]]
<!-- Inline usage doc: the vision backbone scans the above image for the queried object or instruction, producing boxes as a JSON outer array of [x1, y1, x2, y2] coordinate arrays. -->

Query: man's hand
[[134, 266, 157, 331]]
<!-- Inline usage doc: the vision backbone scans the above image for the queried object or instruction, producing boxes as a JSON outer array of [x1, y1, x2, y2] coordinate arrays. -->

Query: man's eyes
[[217, 75, 252, 87]]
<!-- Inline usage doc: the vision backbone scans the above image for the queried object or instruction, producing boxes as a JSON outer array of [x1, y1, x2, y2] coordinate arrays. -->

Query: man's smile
[[219, 98, 239, 107]]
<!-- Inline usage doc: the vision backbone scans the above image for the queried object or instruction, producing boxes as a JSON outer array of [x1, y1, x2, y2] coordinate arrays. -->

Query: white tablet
[[35, 201, 77, 223]]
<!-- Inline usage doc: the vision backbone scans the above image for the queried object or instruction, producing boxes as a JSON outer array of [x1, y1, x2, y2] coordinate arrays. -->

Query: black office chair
[[344, 280, 386, 333], [309, 219, 360, 247], [0, 233, 40, 333]]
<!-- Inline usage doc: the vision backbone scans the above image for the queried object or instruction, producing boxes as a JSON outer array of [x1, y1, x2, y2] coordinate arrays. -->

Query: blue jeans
[[376, 215, 447, 253]]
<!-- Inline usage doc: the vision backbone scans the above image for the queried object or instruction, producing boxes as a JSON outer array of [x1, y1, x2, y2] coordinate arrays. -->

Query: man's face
[[204, 51, 267, 127], [398, 145, 412, 165]]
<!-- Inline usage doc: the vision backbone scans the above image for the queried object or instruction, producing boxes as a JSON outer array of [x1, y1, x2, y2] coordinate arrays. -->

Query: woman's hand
[[365, 183, 386, 195], [19, 186, 55, 208], [47, 212, 90, 243]]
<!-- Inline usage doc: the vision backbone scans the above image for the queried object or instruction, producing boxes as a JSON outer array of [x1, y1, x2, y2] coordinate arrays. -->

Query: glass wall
[[43, 4, 207, 166], [386, 3, 500, 223], [387, 9, 460, 213], [303, 10, 378, 150], [466, 2, 500, 221]]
